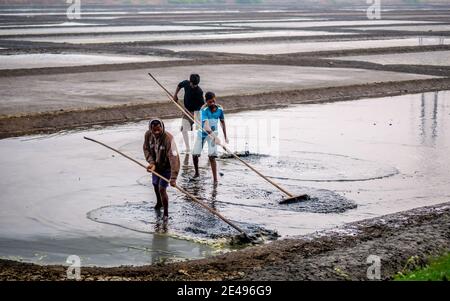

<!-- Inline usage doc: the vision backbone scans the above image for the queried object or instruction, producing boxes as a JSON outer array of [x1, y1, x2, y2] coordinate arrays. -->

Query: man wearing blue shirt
[[192, 91, 228, 184]]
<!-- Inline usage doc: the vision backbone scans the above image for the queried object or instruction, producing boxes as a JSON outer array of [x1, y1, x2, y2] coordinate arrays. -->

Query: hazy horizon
[[1, 0, 449, 7]]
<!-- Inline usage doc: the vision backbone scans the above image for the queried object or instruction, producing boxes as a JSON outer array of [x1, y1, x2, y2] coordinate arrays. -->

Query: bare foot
[[189, 173, 200, 181]]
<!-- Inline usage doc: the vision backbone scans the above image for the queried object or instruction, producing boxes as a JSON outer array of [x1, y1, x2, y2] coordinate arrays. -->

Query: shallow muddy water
[[0, 25, 233, 36], [162, 37, 450, 55], [0, 22, 101, 28], [331, 50, 450, 67], [218, 20, 434, 29], [0, 91, 449, 266], [15, 30, 355, 45], [0, 53, 182, 69], [353, 24, 450, 32]]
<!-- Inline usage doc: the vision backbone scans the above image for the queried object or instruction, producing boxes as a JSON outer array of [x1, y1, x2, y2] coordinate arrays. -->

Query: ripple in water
[[220, 151, 399, 182], [87, 201, 279, 246]]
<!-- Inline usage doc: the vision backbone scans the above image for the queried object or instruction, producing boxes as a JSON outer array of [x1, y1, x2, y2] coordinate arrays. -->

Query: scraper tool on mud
[[148, 73, 310, 205], [83, 136, 250, 240]]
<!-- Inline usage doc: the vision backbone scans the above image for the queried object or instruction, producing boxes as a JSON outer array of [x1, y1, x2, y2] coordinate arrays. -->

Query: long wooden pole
[[148, 73, 302, 198], [83, 136, 247, 236]]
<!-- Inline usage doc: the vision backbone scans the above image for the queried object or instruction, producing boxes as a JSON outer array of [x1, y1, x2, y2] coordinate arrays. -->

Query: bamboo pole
[[84, 136, 247, 236], [148, 73, 309, 201]]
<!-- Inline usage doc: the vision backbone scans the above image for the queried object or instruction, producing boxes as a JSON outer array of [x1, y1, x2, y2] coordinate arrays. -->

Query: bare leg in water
[[209, 157, 218, 184], [159, 186, 169, 220], [153, 184, 162, 210], [182, 130, 190, 153], [193, 155, 200, 178]]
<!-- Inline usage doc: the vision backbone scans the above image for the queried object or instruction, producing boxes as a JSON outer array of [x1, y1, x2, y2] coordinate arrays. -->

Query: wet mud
[[87, 201, 279, 247], [1, 202, 448, 280], [2, 77, 450, 139], [1, 5, 450, 139], [1, 5, 450, 277], [1, 90, 449, 267]]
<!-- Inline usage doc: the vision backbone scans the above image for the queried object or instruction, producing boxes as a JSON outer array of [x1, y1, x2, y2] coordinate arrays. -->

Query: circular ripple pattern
[[87, 201, 278, 245]]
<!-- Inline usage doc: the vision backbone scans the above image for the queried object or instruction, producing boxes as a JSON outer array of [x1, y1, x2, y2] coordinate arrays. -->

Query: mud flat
[[0, 25, 234, 36], [1, 77, 450, 139], [0, 64, 443, 138], [1, 202, 448, 280], [9, 30, 356, 44], [0, 53, 183, 69], [1, 4, 450, 280], [1, 91, 449, 269], [0, 64, 437, 115], [331, 50, 450, 66], [160, 38, 450, 55], [211, 20, 434, 29], [352, 24, 450, 32]]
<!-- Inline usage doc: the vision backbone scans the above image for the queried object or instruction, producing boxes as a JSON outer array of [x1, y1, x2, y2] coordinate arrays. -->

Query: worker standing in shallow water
[[192, 91, 229, 184], [143, 119, 180, 220], [173, 73, 205, 153]]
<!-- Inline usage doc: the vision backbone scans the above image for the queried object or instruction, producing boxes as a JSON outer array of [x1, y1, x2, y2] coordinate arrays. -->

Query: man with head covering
[[143, 118, 180, 220]]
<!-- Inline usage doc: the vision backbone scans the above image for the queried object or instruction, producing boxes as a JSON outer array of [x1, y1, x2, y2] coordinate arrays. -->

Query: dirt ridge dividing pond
[[1, 77, 450, 139]]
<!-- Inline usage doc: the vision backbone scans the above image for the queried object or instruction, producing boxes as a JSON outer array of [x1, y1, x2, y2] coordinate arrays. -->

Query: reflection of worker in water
[[192, 92, 229, 183], [143, 119, 180, 220], [173, 73, 205, 153]]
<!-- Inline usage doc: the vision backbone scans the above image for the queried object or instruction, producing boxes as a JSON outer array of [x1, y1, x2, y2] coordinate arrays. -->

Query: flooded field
[[0, 53, 182, 70], [162, 37, 450, 55], [353, 24, 450, 32], [12, 30, 355, 44], [0, 25, 233, 36], [331, 50, 450, 66], [0, 22, 101, 28], [216, 20, 434, 29], [0, 3, 449, 278], [0, 91, 449, 266]]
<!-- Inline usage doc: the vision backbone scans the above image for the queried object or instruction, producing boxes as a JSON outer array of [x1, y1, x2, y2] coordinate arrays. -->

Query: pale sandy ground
[[352, 24, 450, 32], [0, 64, 436, 116], [160, 38, 450, 55], [0, 25, 234, 36], [0, 53, 182, 70], [210, 20, 434, 29], [331, 50, 450, 67], [6, 30, 355, 44]]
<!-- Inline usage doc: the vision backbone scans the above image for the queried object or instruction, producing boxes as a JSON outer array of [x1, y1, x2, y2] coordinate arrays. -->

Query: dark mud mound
[[230, 227, 280, 246], [218, 152, 269, 160], [282, 189, 357, 213], [221, 186, 357, 214], [137, 172, 357, 214], [87, 201, 279, 246]]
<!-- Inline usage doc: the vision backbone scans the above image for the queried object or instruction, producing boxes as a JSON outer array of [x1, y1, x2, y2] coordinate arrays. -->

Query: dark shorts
[[152, 169, 171, 188]]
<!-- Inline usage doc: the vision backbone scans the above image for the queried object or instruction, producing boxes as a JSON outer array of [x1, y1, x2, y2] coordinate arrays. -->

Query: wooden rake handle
[[148, 73, 296, 198], [83, 136, 247, 236]]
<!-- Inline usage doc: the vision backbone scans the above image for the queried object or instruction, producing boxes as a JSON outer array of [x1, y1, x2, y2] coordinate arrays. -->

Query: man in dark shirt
[[173, 73, 205, 153]]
